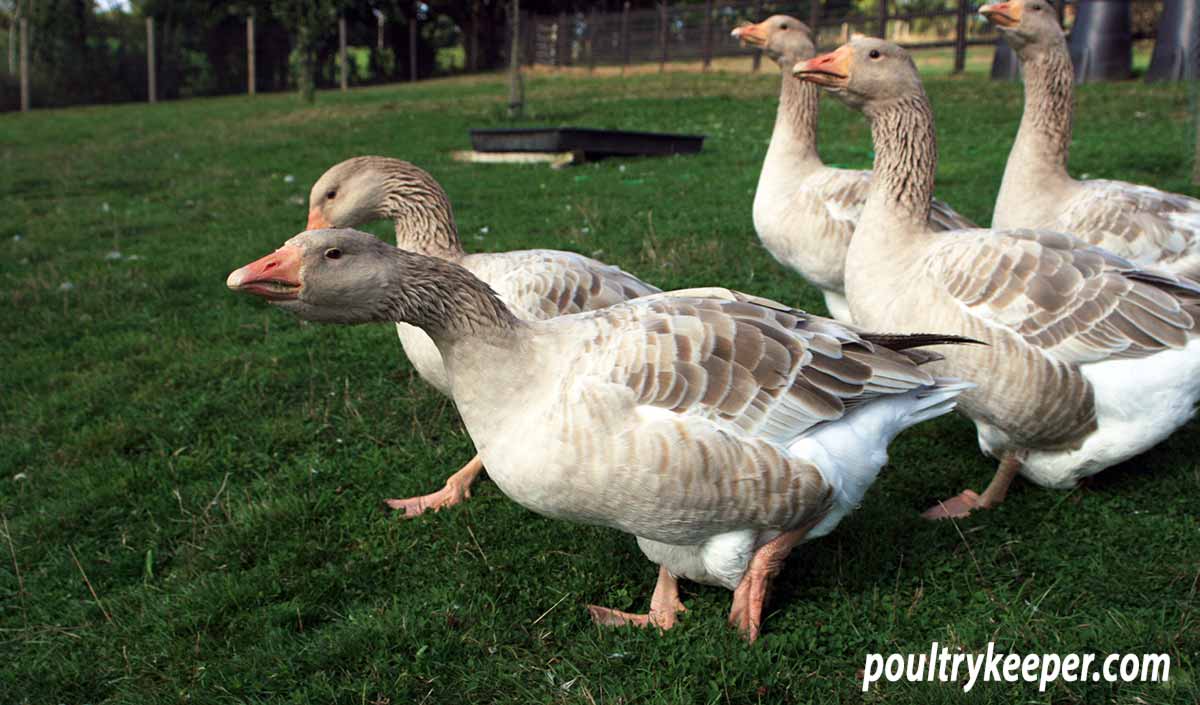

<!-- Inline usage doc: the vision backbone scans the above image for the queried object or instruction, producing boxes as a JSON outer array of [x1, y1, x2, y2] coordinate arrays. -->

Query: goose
[[228, 228, 973, 641], [732, 15, 974, 323], [981, 0, 1200, 278], [793, 38, 1200, 519], [304, 157, 661, 517]]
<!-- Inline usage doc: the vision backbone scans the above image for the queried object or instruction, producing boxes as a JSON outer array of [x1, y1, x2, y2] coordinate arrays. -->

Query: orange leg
[[728, 527, 811, 643], [922, 452, 1023, 520], [588, 565, 686, 631], [382, 454, 484, 518]]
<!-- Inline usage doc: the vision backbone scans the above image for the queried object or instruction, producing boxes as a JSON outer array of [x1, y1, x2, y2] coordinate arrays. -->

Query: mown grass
[[2, 63, 1198, 705]]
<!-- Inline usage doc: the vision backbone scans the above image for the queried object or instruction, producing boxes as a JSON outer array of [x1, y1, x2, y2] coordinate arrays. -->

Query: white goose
[[228, 228, 973, 641], [982, 0, 1200, 278], [305, 157, 660, 516], [795, 39, 1200, 519], [733, 15, 974, 322]]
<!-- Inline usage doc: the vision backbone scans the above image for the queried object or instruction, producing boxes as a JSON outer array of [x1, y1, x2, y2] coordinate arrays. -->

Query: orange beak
[[226, 245, 303, 301], [792, 44, 852, 87], [980, 1, 1022, 27], [731, 20, 769, 48], [306, 207, 332, 230]]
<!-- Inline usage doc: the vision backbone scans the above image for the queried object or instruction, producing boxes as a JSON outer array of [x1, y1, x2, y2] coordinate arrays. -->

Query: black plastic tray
[[470, 127, 704, 158]]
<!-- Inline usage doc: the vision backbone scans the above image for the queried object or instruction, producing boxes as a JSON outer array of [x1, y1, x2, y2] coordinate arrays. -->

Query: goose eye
[[325, 248, 342, 260], [326, 189, 337, 200], [869, 49, 881, 59], [780, 23, 788, 29]]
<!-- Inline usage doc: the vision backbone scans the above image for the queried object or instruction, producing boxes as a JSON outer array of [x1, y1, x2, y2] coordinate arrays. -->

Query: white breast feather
[[1019, 337, 1200, 488]]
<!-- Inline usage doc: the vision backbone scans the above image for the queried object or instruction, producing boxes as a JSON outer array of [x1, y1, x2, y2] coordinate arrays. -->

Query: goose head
[[792, 38, 921, 111], [227, 229, 405, 325], [306, 157, 397, 230], [979, 0, 1064, 55], [732, 15, 815, 66], [307, 156, 462, 258]]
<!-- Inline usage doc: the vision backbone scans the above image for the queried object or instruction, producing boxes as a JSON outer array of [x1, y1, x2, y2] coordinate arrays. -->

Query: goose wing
[[1058, 180, 1200, 279], [925, 228, 1200, 366], [464, 249, 660, 321], [574, 294, 961, 446]]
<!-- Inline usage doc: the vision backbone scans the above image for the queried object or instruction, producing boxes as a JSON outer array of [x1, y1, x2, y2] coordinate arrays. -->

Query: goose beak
[[980, 1, 1021, 27], [306, 208, 332, 230], [793, 45, 851, 87], [227, 245, 303, 301], [731, 21, 768, 47]]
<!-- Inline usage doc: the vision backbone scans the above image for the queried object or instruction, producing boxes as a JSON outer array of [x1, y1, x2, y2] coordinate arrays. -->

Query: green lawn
[[2, 66, 1198, 704]]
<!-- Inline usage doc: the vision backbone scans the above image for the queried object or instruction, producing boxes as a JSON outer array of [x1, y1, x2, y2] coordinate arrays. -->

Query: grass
[[2, 62, 1198, 705]]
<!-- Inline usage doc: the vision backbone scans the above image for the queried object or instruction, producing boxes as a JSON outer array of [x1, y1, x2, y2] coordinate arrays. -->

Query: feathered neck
[[380, 249, 520, 343], [861, 93, 937, 232], [377, 164, 467, 261], [1011, 37, 1074, 178], [770, 63, 822, 170]]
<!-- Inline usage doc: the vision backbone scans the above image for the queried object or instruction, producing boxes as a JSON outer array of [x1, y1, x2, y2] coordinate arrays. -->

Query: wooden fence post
[[751, 0, 763, 71], [409, 10, 418, 82], [621, 2, 630, 73], [953, 0, 968, 73], [809, 0, 822, 43], [587, 8, 596, 72], [508, 0, 523, 117], [876, 0, 887, 39], [146, 17, 157, 103], [19, 16, 28, 111], [658, 2, 668, 72], [702, 0, 712, 71], [7, 11, 14, 75], [247, 15, 256, 95], [556, 11, 567, 67], [339, 15, 348, 91], [377, 11, 385, 50]]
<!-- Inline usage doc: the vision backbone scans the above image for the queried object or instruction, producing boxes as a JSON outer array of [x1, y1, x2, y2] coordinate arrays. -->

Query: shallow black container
[[469, 127, 705, 158]]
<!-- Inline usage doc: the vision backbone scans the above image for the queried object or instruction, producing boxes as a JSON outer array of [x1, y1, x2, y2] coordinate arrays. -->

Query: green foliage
[[271, 0, 338, 102], [1, 68, 1199, 704]]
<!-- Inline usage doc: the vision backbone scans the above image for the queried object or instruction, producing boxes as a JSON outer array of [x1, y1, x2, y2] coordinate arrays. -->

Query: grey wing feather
[[927, 228, 1200, 366], [466, 249, 660, 321], [1057, 180, 1200, 279], [929, 197, 976, 231], [581, 296, 950, 446]]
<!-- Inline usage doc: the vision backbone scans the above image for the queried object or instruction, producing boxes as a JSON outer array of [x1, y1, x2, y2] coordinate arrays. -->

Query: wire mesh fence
[[519, 0, 1165, 71]]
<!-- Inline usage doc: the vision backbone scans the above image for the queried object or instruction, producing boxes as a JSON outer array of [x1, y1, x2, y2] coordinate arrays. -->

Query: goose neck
[[860, 93, 937, 234], [768, 69, 822, 170], [381, 172, 467, 261], [1010, 42, 1074, 181], [383, 251, 522, 346]]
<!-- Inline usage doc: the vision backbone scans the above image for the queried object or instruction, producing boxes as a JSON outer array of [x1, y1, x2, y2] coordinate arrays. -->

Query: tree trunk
[[408, 11, 417, 82], [298, 23, 316, 103], [146, 17, 157, 103], [19, 17, 28, 111], [468, 0, 480, 71], [339, 15, 347, 91], [8, 10, 15, 75], [247, 15, 256, 95]]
